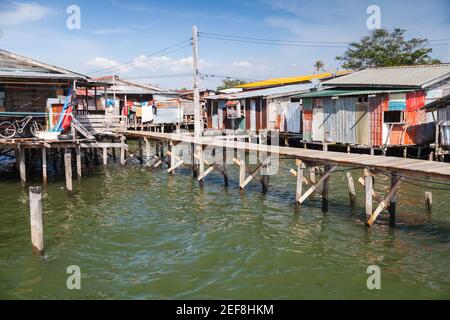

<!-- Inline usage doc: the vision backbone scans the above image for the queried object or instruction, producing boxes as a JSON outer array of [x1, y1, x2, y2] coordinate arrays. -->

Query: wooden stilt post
[[309, 167, 316, 184], [92, 148, 97, 165], [346, 172, 357, 207], [120, 137, 126, 166], [138, 138, 144, 164], [223, 144, 229, 187], [29, 186, 44, 255], [389, 172, 400, 227], [198, 146, 204, 188], [75, 145, 82, 180], [144, 138, 151, 164], [239, 153, 246, 189], [425, 191, 432, 215], [296, 160, 304, 203], [168, 141, 175, 174], [192, 143, 198, 178], [261, 164, 269, 193], [322, 164, 331, 212], [83, 149, 89, 168], [103, 147, 108, 166], [19, 147, 26, 185], [42, 148, 47, 185], [64, 150, 73, 196], [364, 168, 373, 224]]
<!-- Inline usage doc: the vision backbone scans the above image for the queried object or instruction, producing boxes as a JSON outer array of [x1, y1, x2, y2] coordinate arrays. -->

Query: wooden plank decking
[[123, 131, 450, 179]]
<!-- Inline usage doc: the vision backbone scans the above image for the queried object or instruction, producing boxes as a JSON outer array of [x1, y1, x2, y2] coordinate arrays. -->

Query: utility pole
[[192, 25, 202, 137], [192, 26, 204, 186]]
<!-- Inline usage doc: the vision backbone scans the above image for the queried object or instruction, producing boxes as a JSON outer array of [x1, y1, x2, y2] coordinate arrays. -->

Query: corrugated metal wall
[[323, 97, 357, 144], [368, 95, 387, 146], [303, 110, 313, 141], [387, 91, 434, 145], [284, 102, 302, 133]]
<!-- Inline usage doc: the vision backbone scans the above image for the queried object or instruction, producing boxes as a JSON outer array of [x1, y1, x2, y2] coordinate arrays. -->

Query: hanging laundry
[[141, 101, 154, 123]]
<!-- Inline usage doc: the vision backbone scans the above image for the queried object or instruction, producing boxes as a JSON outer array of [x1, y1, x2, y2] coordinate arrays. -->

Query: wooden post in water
[[75, 145, 82, 180], [64, 150, 73, 196], [296, 160, 304, 203], [389, 172, 400, 227], [191, 143, 198, 178], [223, 144, 229, 187], [42, 148, 47, 185], [19, 148, 26, 185], [103, 147, 108, 166], [364, 169, 373, 224], [144, 138, 151, 164], [322, 164, 331, 212], [309, 167, 316, 184], [138, 138, 144, 164], [346, 172, 357, 207], [425, 191, 432, 215], [120, 137, 126, 166], [168, 141, 175, 174], [29, 186, 44, 255], [239, 153, 246, 189], [198, 146, 205, 188]]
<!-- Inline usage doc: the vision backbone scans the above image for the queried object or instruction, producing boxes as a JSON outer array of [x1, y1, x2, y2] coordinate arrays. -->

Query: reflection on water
[[0, 159, 449, 299]]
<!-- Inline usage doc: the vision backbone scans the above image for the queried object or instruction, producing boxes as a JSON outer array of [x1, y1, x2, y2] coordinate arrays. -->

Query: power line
[[88, 39, 192, 76], [119, 73, 192, 79], [200, 73, 259, 82], [199, 32, 351, 44], [199, 32, 450, 49], [199, 34, 348, 48]]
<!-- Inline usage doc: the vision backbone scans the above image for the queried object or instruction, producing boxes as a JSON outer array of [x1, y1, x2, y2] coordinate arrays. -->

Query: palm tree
[[314, 60, 325, 73]]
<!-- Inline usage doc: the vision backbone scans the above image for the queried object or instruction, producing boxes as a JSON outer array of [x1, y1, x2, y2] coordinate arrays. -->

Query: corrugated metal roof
[[98, 76, 176, 95], [323, 64, 450, 89], [236, 71, 352, 89], [0, 70, 83, 80], [207, 83, 314, 100], [423, 93, 450, 111], [0, 49, 88, 80], [296, 88, 413, 98]]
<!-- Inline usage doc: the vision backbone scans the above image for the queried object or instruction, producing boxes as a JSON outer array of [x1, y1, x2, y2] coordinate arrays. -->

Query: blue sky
[[0, 0, 449, 89]]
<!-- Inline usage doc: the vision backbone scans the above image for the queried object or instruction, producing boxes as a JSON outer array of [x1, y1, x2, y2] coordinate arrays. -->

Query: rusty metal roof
[[0, 49, 87, 80], [207, 83, 314, 100], [323, 64, 450, 89]]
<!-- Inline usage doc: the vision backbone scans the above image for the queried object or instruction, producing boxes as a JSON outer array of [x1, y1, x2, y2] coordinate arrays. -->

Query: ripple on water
[[0, 162, 449, 299]]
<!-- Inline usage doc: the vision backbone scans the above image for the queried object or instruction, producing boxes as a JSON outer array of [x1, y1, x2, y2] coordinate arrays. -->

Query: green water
[[0, 159, 449, 299]]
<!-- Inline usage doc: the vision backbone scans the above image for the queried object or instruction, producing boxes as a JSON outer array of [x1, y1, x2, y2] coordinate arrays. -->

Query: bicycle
[[0, 116, 45, 139]]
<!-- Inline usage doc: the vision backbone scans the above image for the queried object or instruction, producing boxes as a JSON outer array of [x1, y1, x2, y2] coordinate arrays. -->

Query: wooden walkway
[[124, 131, 450, 179], [123, 130, 447, 227]]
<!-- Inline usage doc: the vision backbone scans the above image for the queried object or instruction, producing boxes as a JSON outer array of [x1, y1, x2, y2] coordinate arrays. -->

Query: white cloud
[[0, 1, 51, 26], [232, 60, 252, 67], [93, 28, 133, 35], [86, 57, 120, 69]]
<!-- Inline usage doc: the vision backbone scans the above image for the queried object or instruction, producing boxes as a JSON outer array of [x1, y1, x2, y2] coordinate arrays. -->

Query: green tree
[[217, 78, 248, 91], [336, 28, 441, 69], [314, 60, 325, 73]]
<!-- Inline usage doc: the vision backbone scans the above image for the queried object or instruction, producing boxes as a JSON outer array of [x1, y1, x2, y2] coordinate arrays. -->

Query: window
[[383, 111, 404, 123], [358, 95, 368, 103], [226, 100, 241, 118]]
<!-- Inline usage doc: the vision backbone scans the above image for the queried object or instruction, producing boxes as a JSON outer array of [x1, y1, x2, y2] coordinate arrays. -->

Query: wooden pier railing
[[123, 130, 450, 227]]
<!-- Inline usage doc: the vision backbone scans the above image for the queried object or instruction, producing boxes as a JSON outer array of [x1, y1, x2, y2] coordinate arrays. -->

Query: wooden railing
[[73, 113, 128, 135]]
